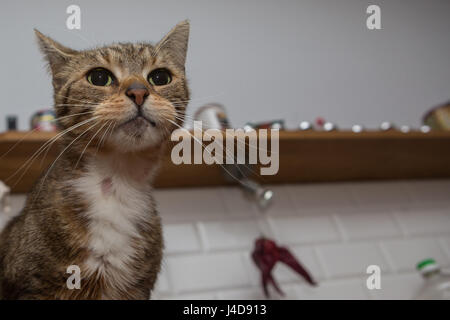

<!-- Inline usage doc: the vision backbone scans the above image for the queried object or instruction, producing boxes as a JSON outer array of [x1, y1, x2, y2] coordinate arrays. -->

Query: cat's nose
[[126, 82, 149, 106]]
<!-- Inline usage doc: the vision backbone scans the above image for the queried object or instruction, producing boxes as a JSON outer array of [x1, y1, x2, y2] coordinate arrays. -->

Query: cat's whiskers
[[169, 92, 225, 105], [105, 121, 116, 142], [95, 120, 115, 156], [172, 112, 216, 126], [33, 119, 102, 203], [54, 104, 96, 109], [0, 111, 97, 165], [53, 94, 98, 104], [55, 104, 99, 110], [57, 111, 95, 119], [7, 117, 99, 188], [38, 111, 99, 167], [102, 122, 117, 152], [53, 93, 99, 105], [163, 117, 248, 185], [172, 114, 252, 175], [171, 114, 270, 182], [74, 121, 111, 170], [174, 111, 277, 156]]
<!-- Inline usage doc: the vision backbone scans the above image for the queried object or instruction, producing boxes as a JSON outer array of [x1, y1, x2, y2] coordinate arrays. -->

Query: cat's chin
[[120, 116, 156, 132], [108, 121, 165, 153]]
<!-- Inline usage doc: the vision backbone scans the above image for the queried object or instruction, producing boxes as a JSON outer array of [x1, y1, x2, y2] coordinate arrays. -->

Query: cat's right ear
[[155, 20, 190, 67], [34, 29, 78, 75]]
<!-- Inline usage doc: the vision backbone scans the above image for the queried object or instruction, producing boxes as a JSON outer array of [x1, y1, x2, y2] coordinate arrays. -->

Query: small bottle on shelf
[[6, 115, 18, 131]]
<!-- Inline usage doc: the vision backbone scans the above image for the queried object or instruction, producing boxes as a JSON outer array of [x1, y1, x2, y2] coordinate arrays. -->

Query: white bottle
[[415, 259, 450, 300]]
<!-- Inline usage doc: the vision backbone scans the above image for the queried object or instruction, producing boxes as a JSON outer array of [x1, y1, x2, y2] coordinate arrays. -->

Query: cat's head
[[35, 21, 189, 153]]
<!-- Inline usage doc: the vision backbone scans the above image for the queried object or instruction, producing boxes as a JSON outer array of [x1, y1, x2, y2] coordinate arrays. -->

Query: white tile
[[199, 219, 270, 251], [288, 183, 355, 213], [241, 252, 261, 287], [368, 273, 424, 300], [382, 238, 450, 272], [164, 223, 201, 254], [351, 181, 411, 208], [218, 288, 267, 300], [268, 215, 340, 245], [406, 180, 450, 204], [439, 237, 450, 259], [394, 207, 450, 236], [154, 187, 227, 223], [316, 242, 390, 278], [335, 209, 401, 240], [150, 292, 165, 300], [153, 265, 171, 294], [294, 278, 369, 300], [167, 252, 251, 293]]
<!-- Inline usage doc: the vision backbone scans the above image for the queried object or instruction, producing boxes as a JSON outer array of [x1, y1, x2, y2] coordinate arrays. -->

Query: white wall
[[1, 0, 449, 132]]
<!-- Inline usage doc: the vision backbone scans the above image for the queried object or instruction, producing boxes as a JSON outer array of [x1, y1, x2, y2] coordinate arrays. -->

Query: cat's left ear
[[34, 29, 78, 75], [155, 20, 190, 67]]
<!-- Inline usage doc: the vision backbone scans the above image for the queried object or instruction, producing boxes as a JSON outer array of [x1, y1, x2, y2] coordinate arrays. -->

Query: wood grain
[[1, 130, 450, 193]]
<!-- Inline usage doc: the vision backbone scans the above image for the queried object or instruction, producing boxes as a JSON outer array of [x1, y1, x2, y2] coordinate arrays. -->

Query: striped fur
[[0, 21, 190, 299]]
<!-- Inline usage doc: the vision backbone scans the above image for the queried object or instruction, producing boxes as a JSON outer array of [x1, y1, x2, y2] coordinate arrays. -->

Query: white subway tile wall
[[1, 179, 449, 300], [315, 242, 390, 278]]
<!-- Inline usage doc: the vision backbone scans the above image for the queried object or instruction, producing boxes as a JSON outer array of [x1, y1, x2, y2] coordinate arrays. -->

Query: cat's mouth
[[118, 115, 157, 138], [120, 115, 156, 128]]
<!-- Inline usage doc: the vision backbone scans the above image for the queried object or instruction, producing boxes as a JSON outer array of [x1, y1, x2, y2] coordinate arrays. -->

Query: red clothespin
[[251, 237, 317, 298]]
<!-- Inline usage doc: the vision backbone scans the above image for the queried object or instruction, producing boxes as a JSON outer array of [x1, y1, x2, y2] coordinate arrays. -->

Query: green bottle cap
[[417, 258, 437, 270]]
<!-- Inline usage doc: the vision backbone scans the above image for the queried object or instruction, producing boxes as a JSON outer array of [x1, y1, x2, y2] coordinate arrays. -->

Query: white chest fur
[[73, 157, 154, 292]]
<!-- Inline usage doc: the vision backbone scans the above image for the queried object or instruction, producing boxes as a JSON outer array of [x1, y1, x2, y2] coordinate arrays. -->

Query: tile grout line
[[330, 213, 348, 242], [312, 245, 332, 280], [377, 240, 397, 274], [195, 222, 209, 253]]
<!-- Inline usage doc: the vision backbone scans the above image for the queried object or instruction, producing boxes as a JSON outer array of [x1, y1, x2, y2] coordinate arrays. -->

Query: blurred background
[[1, 0, 450, 300]]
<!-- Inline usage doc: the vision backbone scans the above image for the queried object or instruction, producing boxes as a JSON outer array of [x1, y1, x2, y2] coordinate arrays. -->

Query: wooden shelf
[[1, 130, 450, 193]]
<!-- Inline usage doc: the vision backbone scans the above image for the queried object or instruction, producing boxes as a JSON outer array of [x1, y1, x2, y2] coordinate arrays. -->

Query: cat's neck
[[89, 146, 164, 185], [59, 141, 165, 188]]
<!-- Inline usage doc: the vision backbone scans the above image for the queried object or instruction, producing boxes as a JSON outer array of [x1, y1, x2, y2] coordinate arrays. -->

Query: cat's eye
[[87, 68, 114, 86], [148, 68, 172, 86]]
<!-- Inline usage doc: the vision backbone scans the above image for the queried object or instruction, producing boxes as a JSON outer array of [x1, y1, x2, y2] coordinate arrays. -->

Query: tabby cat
[[0, 21, 190, 299]]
